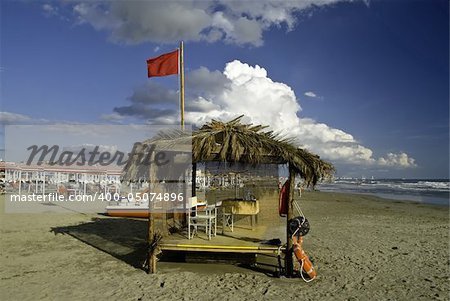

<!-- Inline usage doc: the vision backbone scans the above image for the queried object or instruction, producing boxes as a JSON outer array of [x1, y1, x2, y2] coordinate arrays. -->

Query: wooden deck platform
[[160, 243, 284, 255], [160, 222, 286, 255]]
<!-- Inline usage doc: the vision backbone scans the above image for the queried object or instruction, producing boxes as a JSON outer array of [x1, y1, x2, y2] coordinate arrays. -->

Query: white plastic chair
[[198, 205, 217, 239], [187, 197, 199, 239], [220, 203, 235, 233], [187, 197, 217, 240]]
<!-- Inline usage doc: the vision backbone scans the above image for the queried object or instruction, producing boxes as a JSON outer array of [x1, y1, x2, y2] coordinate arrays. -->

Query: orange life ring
[[278, 180, 289, 217], [293, 236, 316, 280]]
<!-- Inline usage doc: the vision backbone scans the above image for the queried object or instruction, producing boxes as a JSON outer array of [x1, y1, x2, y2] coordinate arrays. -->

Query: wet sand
[[1, 191, 448, 300]]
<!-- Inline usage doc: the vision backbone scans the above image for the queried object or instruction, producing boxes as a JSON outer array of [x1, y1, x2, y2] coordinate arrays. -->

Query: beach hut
[[122, 116, 334, 275]]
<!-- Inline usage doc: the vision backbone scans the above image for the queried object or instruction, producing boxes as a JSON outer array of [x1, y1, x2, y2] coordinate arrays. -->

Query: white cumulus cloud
[[49, 0, 354, 46], [186, 60, 301, 132], [112, 60, 417, 168], [378, 152, 417, 168]]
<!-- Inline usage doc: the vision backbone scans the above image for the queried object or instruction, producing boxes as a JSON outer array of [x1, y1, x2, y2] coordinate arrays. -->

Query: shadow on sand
[[50, 216, 282, 277], [51, 217, 148, 270]]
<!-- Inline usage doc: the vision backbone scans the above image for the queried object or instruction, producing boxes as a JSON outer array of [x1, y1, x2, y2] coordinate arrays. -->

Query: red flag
[[146, 49, 179, 78]]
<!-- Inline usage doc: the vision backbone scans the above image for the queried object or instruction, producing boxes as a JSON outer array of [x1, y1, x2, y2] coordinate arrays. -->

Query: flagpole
[[179, 41, 185, 130]]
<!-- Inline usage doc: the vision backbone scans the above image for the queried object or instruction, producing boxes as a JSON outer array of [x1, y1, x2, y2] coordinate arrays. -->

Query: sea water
[[317, 179, 449, 206]]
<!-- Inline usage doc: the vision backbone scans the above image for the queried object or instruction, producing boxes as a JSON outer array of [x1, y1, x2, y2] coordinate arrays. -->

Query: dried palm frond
[[122, 116, 334, 187]]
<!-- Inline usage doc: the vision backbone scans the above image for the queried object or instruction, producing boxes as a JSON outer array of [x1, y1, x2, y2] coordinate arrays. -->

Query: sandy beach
[[1, 191, 448, 300]]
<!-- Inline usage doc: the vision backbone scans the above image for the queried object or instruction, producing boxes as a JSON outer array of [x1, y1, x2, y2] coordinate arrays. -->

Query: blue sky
[[1, 0, 448, 179]]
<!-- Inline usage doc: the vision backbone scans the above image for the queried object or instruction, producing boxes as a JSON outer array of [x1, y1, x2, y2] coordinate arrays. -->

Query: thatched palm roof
[[122, 116, 334, 187]]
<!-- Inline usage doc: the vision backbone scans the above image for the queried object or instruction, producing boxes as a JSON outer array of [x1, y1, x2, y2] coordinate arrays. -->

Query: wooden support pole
[[147, 152, 157, 274], [147, 211, 156, 274], [285, 163, 296, 276]]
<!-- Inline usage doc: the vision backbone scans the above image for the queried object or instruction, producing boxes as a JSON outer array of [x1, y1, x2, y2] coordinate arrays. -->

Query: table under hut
[[121, 116, 334, 275]]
